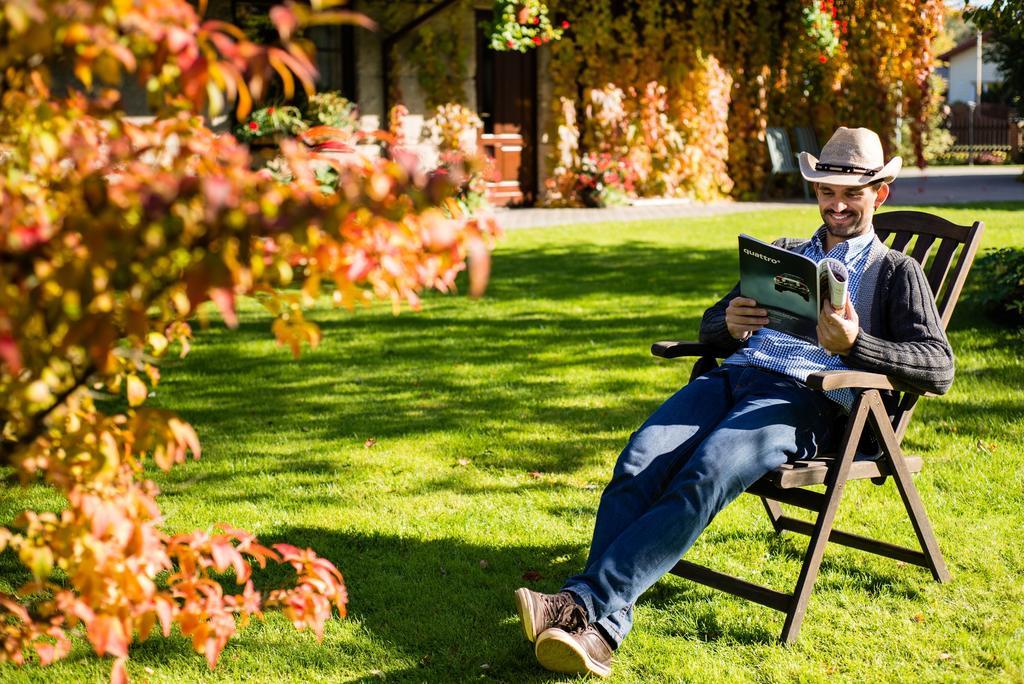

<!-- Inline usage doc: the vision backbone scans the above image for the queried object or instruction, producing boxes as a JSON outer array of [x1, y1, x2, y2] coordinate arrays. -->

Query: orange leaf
[[87, 614, 128, 657], [305, 10, 378, 31], [267, 51, 296, 101]]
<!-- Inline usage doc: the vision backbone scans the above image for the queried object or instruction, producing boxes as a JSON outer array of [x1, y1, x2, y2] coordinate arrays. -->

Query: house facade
[[939, 33, 1004, 105], [213, 0, 552, 205]]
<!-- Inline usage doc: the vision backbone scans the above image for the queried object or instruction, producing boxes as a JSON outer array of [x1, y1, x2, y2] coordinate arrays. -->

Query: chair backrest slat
[[926, 238, 960, 302], [887, 230, 914, 253], [936, 224, 984, 329], [871, 210, 984, 444], [909, 233, 938, 266], [873, 210, 984, 330]]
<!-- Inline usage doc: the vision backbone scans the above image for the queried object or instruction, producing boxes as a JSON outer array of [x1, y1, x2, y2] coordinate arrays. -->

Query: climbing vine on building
[[543, 0, 945, 198]]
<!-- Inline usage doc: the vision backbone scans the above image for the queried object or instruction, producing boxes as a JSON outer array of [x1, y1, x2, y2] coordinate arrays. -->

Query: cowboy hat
[[798, 126, 902, 186]]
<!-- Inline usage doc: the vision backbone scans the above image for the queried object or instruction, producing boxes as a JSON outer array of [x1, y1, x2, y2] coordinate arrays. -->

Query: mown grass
[[2, 202, 1023, 683]]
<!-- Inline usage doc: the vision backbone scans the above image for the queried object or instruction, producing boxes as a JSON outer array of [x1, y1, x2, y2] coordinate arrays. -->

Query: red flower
[[267, 107, 275, 114], [818, 54, 828, 64], [507, 39, 516, 48], [248, 121, 259, 130], [532, 36, 542, 45], [533, 17, 540, 25], [561, 20, 570, 29]]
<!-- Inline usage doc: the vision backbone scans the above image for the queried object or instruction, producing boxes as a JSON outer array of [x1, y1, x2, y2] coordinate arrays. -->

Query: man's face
[[814, 181, 889, 240]]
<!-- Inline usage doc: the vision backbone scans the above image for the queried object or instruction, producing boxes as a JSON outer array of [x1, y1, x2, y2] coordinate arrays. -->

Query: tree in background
[[965, 0, 1024, 110], [0, 0, 497, 680]]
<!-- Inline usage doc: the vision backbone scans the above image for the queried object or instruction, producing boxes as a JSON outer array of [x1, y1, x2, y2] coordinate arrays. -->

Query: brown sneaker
[[514, 588, 588, 643], [534, 625, 613, 678]]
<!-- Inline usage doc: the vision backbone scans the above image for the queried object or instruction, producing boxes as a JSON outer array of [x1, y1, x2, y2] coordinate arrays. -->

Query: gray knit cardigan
[[698, 234, 955, 396]]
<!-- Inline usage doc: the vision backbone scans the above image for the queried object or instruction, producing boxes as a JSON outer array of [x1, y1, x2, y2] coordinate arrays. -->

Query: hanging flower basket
[[488, 0, 568, 53]]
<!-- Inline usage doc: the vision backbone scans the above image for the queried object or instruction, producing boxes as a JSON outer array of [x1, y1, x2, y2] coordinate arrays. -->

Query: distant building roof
[[939, 31, 993, 61]]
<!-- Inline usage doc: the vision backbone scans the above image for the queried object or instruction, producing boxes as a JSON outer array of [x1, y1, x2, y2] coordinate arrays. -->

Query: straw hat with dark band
[[798, 126, 902, 186]]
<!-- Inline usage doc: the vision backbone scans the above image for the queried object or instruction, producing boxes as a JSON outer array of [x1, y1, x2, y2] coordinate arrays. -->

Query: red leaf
[[110, 657, 128, 684], [269, 6, 298, 39], [205, 637, 221, 669], [0, 333, 22, 373], [155, 597, 174, 637], [467, 235, 491, 299], [209, 288, 238, 329]]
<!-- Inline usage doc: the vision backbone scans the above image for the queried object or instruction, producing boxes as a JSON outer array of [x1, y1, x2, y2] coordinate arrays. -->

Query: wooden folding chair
[[651, 210, 983, 643]]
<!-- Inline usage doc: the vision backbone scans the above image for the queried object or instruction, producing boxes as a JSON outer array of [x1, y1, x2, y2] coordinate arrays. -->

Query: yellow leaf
[[22, 545, 54, 581], [93, 53, 121, 85], [38, 132, 59, 160], [147, 332, 169, 355], [206, 80, 225, 118], [4, 4, 29, 33], [126, 374, 147, 407], [25, 380, 52, 404], [74, 62, 93, 90]]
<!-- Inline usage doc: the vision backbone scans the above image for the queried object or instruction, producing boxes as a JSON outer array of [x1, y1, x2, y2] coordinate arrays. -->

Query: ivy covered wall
[[543, 0, 945, 198]]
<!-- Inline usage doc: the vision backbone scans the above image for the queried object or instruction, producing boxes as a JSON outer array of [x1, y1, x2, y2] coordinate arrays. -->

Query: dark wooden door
[[476, 11, 538, 204]]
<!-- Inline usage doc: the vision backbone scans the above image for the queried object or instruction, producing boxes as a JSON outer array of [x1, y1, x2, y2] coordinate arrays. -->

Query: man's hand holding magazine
[[817, 296, 858, 355]]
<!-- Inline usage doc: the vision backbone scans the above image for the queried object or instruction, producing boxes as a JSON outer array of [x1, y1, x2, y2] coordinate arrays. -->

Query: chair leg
[[779, 393, 871, 644], [866, 395, 952, 583], [761, 496, 785, 533]]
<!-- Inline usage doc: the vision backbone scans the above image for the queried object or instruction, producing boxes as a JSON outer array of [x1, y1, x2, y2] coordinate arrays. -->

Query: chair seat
[[762, 455, 924, 489]]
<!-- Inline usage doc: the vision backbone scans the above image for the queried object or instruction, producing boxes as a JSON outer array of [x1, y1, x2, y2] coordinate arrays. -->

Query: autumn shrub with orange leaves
[[0, 0, 499, 681]]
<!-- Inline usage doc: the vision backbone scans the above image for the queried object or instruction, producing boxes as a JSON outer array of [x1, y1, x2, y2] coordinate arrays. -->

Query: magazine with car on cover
[[737, 234, 849, 342]]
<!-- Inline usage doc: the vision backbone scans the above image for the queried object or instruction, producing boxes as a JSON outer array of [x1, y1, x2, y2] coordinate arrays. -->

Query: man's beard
[[822, 210, 869, 237]]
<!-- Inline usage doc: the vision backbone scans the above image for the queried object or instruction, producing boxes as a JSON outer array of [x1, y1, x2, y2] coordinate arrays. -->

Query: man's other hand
[[725, 297, 769, 341], [817, 298, 859, 355]]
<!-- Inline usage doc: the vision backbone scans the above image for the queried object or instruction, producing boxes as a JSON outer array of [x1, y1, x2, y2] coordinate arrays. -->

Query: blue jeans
[[562, 365, 838, 647]]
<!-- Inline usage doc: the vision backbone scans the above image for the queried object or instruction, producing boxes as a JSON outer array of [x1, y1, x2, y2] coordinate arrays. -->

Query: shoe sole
[[514, 588, 540, 642], [534, 629, 611, 678]]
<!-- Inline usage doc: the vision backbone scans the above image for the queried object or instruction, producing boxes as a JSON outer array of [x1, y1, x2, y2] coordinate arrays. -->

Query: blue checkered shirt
[[723, 226, 877, 410]]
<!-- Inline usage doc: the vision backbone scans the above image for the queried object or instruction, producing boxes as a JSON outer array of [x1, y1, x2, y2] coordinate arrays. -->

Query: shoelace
[[550, 597, 588, 633]]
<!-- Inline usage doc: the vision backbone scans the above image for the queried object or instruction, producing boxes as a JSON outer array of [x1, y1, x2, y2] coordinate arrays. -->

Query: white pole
[[975, 31, 983, 106], [973, 30, 982, 164]]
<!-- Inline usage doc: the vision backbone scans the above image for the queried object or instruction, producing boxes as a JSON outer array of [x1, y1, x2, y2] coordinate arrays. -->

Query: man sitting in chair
[[514, 127, 955, 678]]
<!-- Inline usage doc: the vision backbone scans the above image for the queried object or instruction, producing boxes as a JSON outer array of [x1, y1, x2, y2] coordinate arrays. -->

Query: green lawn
[[3, 203, 1023, 683]]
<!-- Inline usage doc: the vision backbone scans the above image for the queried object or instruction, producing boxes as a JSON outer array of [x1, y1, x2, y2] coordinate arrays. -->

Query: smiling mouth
[[828, 212, 854, 223]]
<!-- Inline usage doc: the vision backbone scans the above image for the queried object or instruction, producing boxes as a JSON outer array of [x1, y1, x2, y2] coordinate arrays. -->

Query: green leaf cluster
[[972, 247, 1024, 326]]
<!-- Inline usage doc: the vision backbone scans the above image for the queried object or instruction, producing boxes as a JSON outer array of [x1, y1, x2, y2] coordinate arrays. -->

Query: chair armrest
[[804, 370, 898, 391], [651, 341, 720, 359]]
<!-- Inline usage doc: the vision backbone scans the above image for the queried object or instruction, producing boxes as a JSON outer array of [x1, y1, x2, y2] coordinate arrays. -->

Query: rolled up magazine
[[737, 234, 848, 343]]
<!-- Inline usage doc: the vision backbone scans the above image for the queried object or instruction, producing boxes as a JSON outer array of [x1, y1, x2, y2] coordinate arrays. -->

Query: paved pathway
[[493, 165, 1024, 229]]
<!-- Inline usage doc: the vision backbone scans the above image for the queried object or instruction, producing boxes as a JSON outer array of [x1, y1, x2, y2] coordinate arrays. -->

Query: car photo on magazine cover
[[773, 273, 811, 301]]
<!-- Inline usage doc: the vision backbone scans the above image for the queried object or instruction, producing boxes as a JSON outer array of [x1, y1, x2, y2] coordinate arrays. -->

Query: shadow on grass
[[152, 241, 734, 488]]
